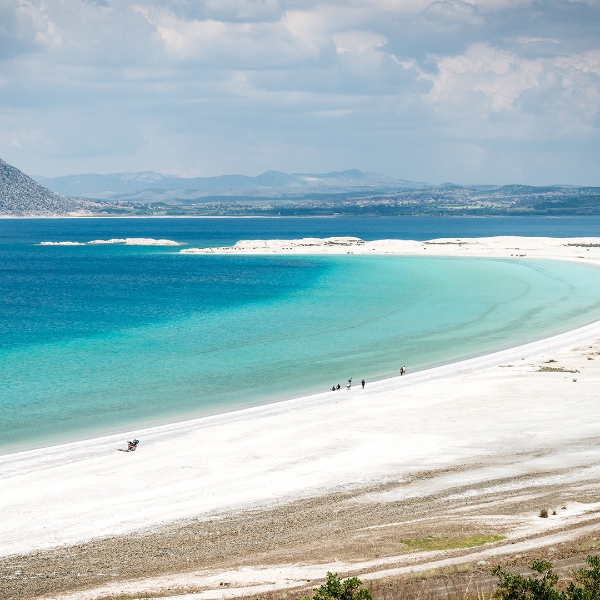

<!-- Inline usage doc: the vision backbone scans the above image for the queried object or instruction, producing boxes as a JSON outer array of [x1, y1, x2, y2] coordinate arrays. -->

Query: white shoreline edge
[[4, 315, 600, 464]]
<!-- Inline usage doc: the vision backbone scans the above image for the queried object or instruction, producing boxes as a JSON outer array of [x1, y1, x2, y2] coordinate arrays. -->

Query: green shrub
[[567, 555, 600, 600], [493, 560, 561, 600], [300, 573, 372, 600], [493, 555, 600, 600]]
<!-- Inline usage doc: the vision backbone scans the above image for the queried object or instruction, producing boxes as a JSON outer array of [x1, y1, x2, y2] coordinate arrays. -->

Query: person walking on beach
[[361, 379, 365, 389], [400, 366, 406, 376], [347, 378, 352, 389]]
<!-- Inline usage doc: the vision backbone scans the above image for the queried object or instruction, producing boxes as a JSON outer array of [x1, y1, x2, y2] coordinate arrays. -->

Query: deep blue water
[[1, 215, 600, 246]]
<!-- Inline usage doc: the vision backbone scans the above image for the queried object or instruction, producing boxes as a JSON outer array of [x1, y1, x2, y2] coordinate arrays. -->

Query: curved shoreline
[[7, 236, 598, 454], [5, 236, 600, 459], [4, 308, 600, 462], [2, 238, 600, 547]]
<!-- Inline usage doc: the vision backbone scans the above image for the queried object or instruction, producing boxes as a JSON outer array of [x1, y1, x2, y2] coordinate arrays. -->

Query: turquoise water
[[3, 218, 600, 453]]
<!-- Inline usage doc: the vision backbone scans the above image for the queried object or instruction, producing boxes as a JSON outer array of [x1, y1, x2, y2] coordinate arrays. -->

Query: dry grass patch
[[578, 539, 600, 553]]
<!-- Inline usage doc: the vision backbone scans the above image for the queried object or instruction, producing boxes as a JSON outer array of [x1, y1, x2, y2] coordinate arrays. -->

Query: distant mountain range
[[2, 156, 598, 217], [0, 159, 80, 216], [34, 169, 430, 202]]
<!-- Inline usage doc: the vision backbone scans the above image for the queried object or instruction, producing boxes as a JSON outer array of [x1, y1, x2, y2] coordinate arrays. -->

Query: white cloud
[[422, 41, 600, 148], [417, 1, 484, 29], [367, 0, 450, 17], [426, 43, 543, 111], [555, 49, 600, 75], [17, 0, 63, 48], [332, 31, 387, 56], [199, 0, 282, 22], [465, 0, 535, 12], [512, 37, 560, 44], [549, 50, 600, 134], [135, 6, 331, 64]]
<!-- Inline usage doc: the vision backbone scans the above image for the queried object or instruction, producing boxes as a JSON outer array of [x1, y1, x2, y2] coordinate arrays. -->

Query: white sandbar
[[180, 234, 600, 263], [4, 236, 600, 558], [39, 237, 183, 246]]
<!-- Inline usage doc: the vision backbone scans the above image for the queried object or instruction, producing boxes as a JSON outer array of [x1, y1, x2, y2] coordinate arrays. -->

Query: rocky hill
[[0, 158, 80, 216]]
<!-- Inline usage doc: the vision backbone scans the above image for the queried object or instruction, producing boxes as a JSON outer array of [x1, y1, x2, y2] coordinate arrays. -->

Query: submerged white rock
[[40, 238, 183, 246], [88, 238, 182, 246], [38, 241, 86, 246]]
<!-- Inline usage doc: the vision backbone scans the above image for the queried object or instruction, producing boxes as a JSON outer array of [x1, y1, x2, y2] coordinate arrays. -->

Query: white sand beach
[[180, 235, 600, 263], [5, 236, 600, 600]]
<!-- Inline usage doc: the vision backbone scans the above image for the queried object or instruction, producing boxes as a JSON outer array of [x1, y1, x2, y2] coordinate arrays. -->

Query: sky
[[1, 0, 600, 184]]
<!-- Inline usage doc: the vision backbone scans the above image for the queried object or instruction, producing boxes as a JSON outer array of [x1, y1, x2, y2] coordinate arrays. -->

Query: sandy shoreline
[[5, 235, 600, 600]]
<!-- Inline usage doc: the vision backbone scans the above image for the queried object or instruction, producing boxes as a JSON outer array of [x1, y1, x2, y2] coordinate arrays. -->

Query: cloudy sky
[[1, 0, 600, 183]]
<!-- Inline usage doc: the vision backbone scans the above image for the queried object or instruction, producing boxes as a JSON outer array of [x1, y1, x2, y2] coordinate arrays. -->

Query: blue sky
[[1, 0, 600, 184]]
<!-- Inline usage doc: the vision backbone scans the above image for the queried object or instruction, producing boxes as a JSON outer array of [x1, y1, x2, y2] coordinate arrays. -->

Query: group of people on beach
[[119, 369, 409, 453], [331, 378, 366, 391], [118, 370, 410, 453], [330, 366, 406, 392]]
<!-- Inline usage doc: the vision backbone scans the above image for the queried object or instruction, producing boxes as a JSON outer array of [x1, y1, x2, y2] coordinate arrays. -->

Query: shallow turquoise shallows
[[3, 246, 600, 453]]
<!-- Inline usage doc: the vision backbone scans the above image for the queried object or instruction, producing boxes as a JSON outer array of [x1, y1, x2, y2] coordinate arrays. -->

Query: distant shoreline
[[0, 214, 329, 219], [3, 214, 600, 219]]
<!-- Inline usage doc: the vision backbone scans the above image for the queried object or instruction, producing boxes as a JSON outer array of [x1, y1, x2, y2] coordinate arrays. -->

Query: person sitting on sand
[[331, 386, 336, 391], [118, 439, 139, 452], [336, 383, 341, 390]]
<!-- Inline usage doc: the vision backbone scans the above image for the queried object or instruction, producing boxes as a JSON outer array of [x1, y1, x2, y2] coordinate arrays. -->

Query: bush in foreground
[[300, 572, 372, 600], [493, 555, 600, 600], [299, 555, 600, 600]]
